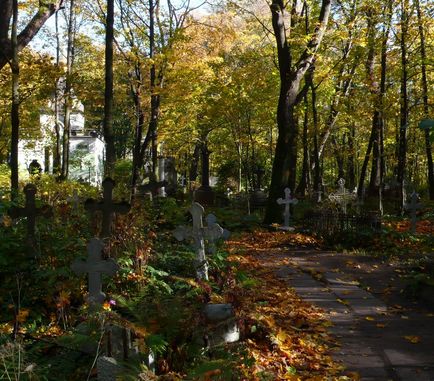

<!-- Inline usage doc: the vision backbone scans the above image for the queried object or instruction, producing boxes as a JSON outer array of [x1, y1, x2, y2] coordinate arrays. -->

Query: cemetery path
[[249, 239, 434, 381]]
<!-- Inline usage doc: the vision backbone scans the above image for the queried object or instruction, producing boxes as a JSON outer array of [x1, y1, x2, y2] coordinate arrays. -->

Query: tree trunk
[[0, 0, 65, 71], [310, 77, 322, 199], [10, 0, 19, 201], [397, 0, 409, 211], [103, 0, 116, 177], [264, 0, 332, 224], [53, 10, 61, 175], [130, 65, 145, 196], [415, 0, 434, 199], [296, 95, 310, 196], [61, 0, 76, 179]]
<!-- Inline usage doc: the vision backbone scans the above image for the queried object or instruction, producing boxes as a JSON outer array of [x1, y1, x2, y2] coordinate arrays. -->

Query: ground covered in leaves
[[226, 231, 347, 380]]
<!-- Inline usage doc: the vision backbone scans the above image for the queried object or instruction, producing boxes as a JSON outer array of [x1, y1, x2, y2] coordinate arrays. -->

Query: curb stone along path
[[274, 251, 434, 381]]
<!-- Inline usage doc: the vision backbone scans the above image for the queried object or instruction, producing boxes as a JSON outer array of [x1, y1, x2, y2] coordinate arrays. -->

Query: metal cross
[[71, 238, 119, 306], [276, 188, 298, 228], [9, 184, 52, 248], [85, 178, 131, 238]]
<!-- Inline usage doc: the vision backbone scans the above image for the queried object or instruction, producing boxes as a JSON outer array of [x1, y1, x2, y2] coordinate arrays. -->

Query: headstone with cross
[[404, 192, 422, 234], [9, 184, 52, 249], [173, 202, 224, 280], [328, 178, 356, 214], [85, 178, 131, 238], [276, 188, 298, 229], [205, 214, 230, 254], [71, 238, 119, 306]]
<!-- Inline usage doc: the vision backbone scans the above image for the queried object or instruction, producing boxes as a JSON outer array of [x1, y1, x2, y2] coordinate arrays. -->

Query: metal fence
[[304, 210, 382, 236]]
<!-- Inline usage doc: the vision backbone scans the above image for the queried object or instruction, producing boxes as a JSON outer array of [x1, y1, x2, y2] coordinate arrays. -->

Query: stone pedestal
[[194, 186, 215, 206]]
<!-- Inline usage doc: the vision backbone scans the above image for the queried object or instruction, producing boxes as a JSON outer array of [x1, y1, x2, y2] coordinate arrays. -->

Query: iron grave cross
[[85, 178, 131, 238], [276, 188, 298, 229], [71, 238, 119, 306], [9, 184, 52, 248]]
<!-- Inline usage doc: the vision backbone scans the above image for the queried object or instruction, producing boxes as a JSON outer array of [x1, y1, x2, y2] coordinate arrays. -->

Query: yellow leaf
[[365, 316, 375, 321], [404, 335, 420, 344]]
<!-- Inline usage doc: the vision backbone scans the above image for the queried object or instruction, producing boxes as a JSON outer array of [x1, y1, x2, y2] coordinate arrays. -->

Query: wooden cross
[[9, 184, 52, 248], [404, 192, 422, 234], [85, 178, 131, 238], [276, 188, 298, 228], [205, 214, 228, 254], [71, 238, 119, 306], [173, 202, 223, 280]]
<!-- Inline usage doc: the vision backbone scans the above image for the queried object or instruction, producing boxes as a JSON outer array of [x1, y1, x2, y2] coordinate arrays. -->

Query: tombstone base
[[194, 186, 215, 206], [97, 356, 120, 381], [249, 189, 268, 209], [277, 226, 295, 232]]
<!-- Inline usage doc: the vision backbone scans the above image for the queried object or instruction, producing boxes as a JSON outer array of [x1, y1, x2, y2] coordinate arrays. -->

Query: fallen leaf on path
[[365, 316, 375, 321], [403, 335, 420, 344]]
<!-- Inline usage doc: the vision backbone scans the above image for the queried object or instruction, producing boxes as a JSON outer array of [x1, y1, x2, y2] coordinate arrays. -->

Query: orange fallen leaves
[[227, 230, 345, 380]]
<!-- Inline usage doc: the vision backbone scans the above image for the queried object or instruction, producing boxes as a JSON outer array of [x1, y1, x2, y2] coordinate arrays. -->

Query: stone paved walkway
[[271, 249, 434, 381]]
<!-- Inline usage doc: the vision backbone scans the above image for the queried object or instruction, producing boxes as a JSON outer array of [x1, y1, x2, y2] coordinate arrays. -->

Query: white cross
[[71, 238, 119, 306], [328, 178, 355, 214], [404, 192, 422, 234], [173, 202, 224, 280], [276, 188, 298, 228]]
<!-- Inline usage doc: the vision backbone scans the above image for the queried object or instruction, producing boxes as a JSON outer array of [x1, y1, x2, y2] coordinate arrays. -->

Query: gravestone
[[194, 145, 215, 205], [9, 184, 52, 250], [67, 189, 80, 212], [328, 178, 356, 214], [173, 202, 224, 280], [202, 303, 239, 348], [404, 192, 422, 234], [71, 238, 119, 306], [250, 166, 268, 210], [85, 178, 131, 238], [276, 188, 298, 230], [205, 214, 230, 254]]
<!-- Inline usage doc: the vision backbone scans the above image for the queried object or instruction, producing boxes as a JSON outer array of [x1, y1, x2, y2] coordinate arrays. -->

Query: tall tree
[[104, 0, 116, 176], [61, 0, 76, 179], [264, 0, 332, 223], [10, 0, 19, 199], [397, 0, 410, 211], [415, 0, 434, 199], [0, 0, 65, 71]]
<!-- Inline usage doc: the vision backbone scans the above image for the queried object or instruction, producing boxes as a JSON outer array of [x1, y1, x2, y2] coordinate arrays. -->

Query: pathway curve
[[255, 248, 434, 380]]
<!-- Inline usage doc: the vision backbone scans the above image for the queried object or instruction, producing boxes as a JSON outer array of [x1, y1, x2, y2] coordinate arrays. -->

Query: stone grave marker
[[205, 213, 230, 254], [276, 187, 298, 230], [67, 188, 81, 211], [173, 202, 224, 280], [85, 178, 131, 238], [328, 178, 356, 214], [71, 238, 119, 306], [404, 191, 422, 234], [138, 180, 168, 200], [9, 184, 52, 249]]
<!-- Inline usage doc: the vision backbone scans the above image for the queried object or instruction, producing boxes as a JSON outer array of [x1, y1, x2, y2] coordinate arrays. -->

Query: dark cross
[[138, 180, 168, 199], [9, 184, 52, 248], [85, 178, 131, 238]]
